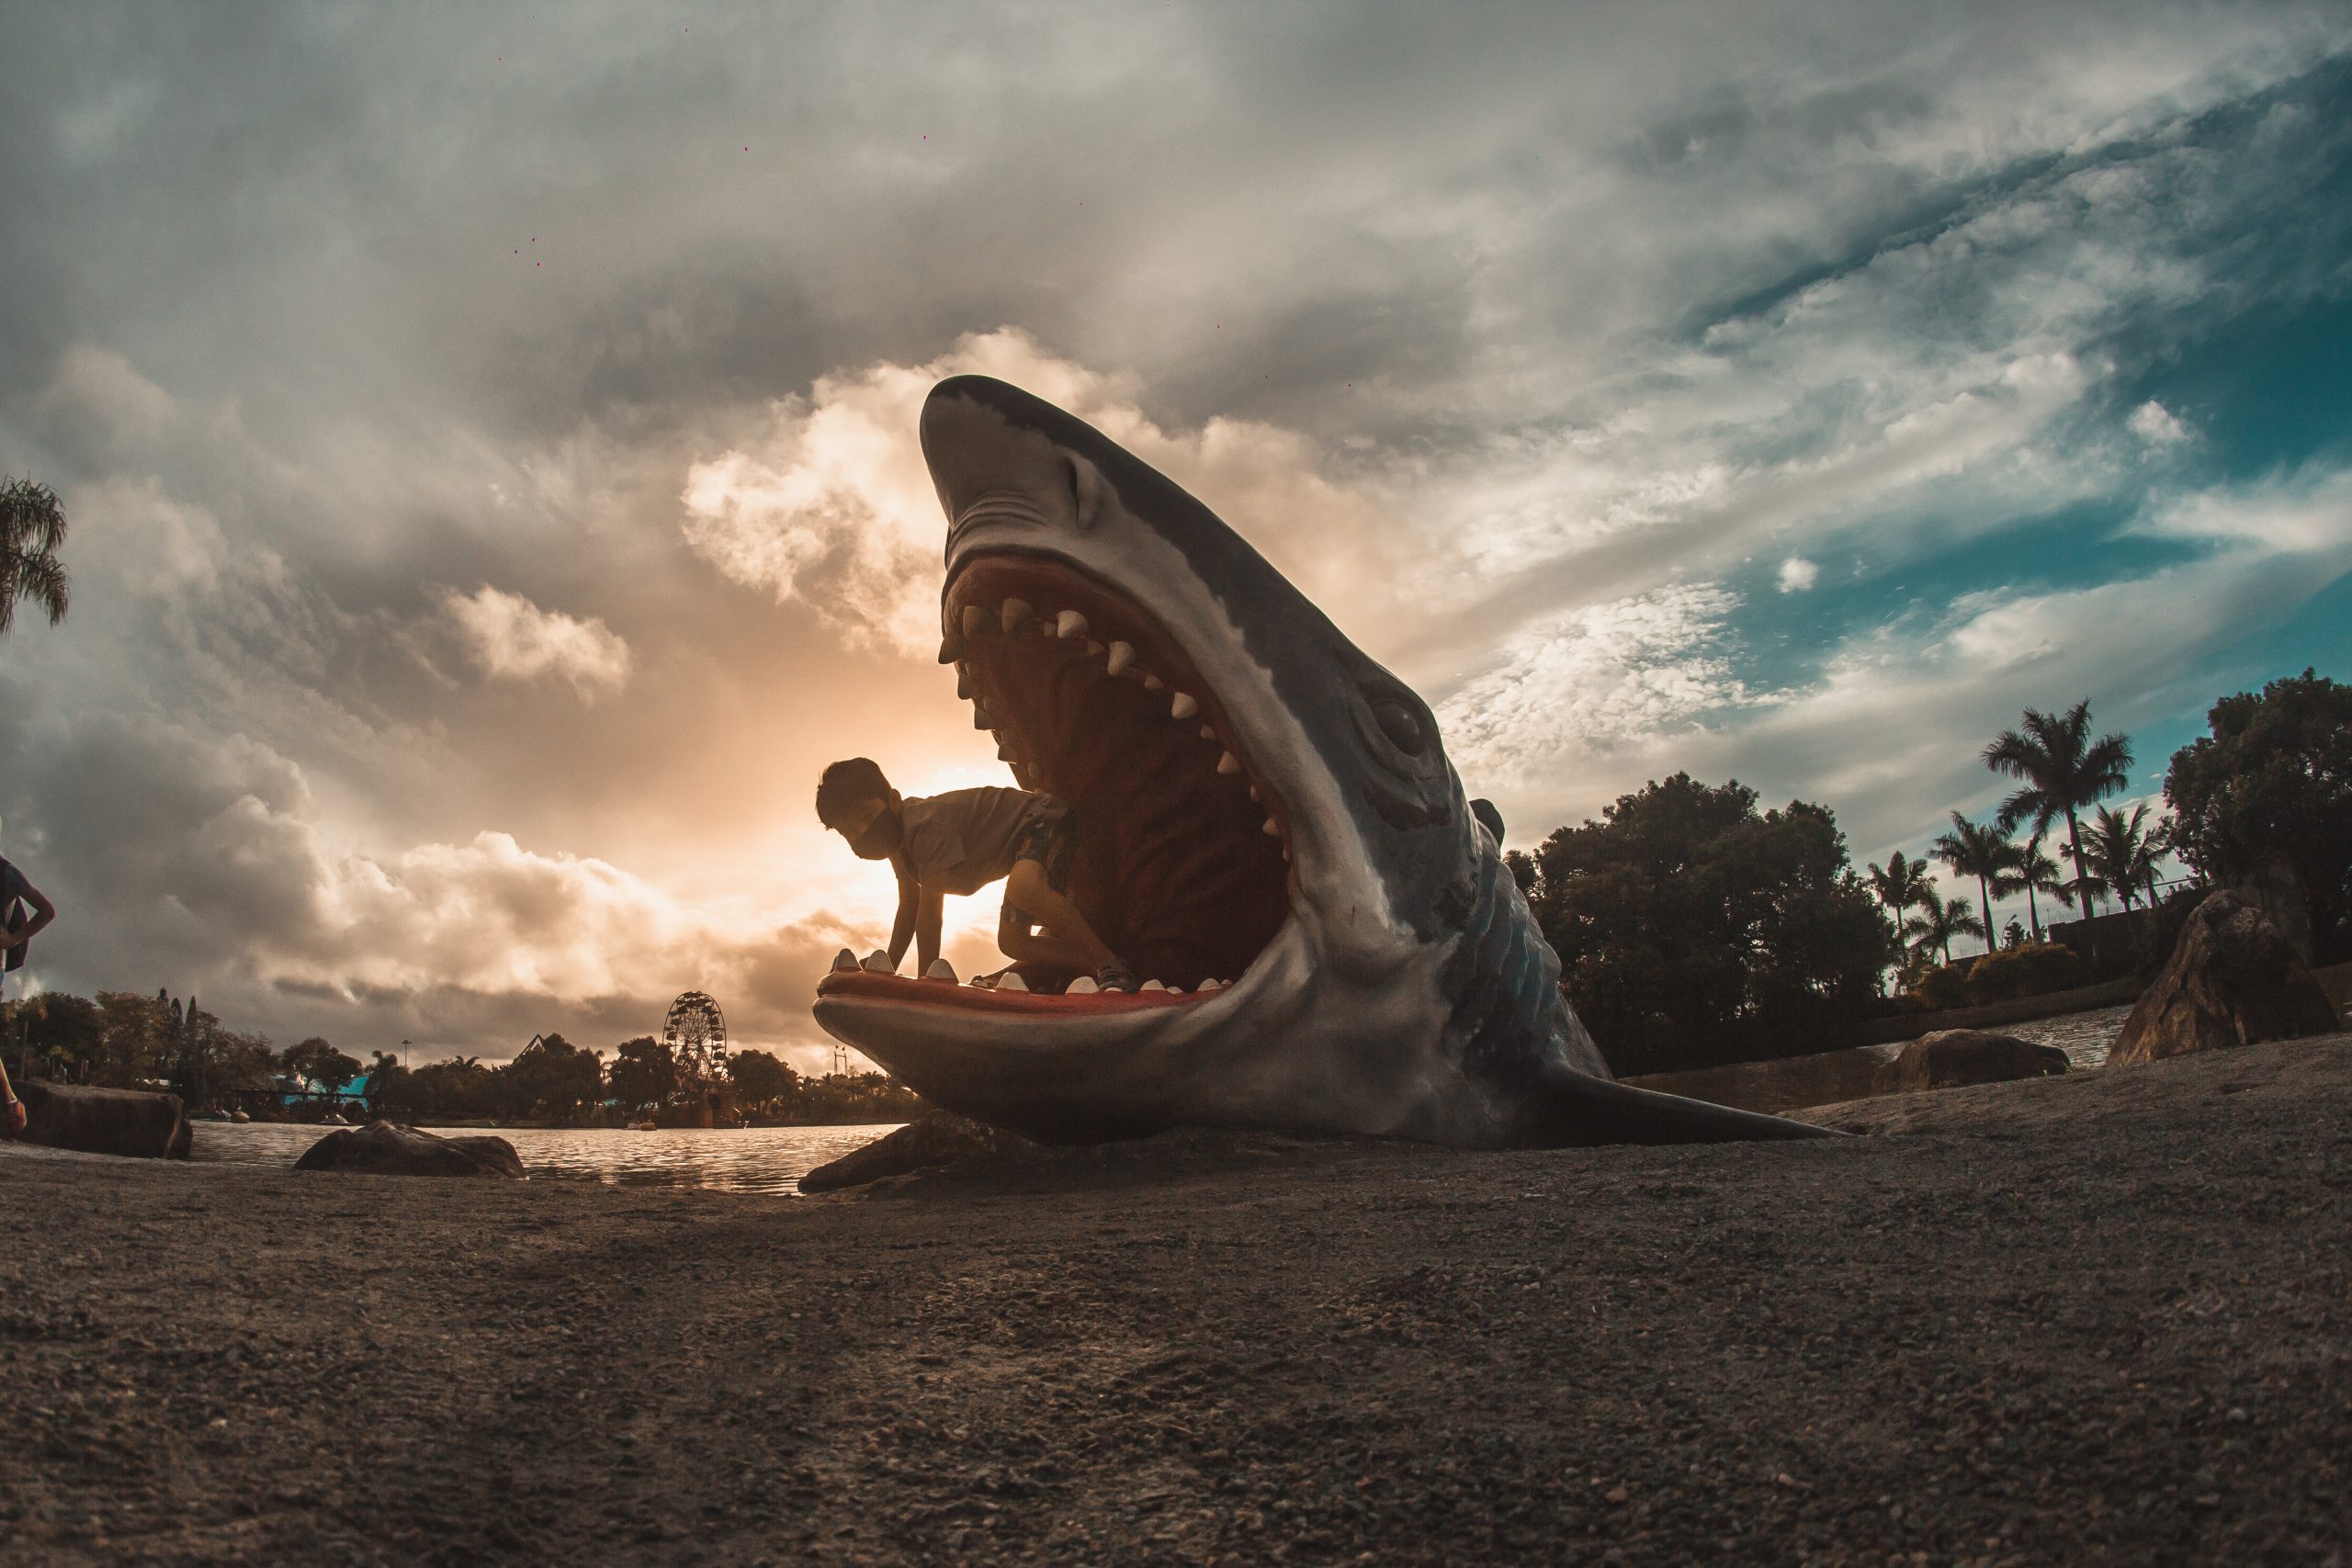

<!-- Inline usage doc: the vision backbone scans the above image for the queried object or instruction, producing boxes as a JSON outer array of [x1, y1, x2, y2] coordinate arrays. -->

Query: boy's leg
[[1002, 860, 1122, 974], [995, 900, 1088, 973], [996, 891, 1099, 976], [997, 923, 1094, 974]]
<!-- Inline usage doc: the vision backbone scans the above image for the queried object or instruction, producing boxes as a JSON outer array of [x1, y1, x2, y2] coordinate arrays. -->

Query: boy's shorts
[[1010, 795, 1077, 895]]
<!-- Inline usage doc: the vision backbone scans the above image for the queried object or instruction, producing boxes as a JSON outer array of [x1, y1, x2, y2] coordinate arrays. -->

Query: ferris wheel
[[662, 990, 728, 1084]]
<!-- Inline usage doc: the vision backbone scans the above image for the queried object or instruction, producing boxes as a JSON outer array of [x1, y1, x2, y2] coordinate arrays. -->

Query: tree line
[[0, 990, 926, 1127], [1508, 670, 2350, 1077], [1862, 699, 2165, 975], [357, 1033, 925, 1126]]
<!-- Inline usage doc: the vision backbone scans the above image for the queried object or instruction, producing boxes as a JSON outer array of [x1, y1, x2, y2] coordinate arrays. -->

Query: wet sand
[[3, 1033, 2347, 1566]]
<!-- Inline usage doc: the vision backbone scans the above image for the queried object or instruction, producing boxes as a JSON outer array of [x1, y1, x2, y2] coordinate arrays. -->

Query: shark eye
[[1372, 697, 1424, 756], [1347, 673, 1450, 829]]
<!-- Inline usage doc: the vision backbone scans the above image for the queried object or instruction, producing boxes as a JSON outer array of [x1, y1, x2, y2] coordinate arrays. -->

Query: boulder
[[1871, 1030, 2070, 1095], [799, 1111, 1004, 1193], [2108, 891, 2341, 1066], [294, 1121, 524, 1178], [13, 1081, 192, 1159]]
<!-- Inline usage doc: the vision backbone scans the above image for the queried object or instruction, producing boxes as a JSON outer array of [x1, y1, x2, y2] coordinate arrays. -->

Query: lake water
[[1623, 1005, 2134, 1116], [190, 1122, 902, 1197]]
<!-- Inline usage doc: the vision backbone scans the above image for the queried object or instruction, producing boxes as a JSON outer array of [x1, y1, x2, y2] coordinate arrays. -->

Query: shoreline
[[4, 1033, 2347, 1564]]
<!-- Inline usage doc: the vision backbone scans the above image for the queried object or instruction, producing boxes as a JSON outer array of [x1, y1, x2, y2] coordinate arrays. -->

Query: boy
[[816, 758, 1139, 993]]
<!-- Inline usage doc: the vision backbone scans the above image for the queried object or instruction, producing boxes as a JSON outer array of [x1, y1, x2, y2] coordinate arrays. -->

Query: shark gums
[[813, 376, 1830, 1148]]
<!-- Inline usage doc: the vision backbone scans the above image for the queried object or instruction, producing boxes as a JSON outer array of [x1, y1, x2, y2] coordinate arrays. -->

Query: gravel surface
[[3, 1034, 2348, 1566]]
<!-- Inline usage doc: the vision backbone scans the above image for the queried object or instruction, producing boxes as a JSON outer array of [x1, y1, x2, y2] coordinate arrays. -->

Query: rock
[[799, 1111, 1007, 1193], [2109, 891, 2342, 1066], [1871, 1030, 2069, 1094], [293, 1121, 524, 1178], [2239, 857, 2314, 964], [13, 1081, 192, 1160]]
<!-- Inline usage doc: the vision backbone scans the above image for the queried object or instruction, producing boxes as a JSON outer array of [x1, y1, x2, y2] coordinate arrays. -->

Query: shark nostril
[[1067, 454, 1104, 530]]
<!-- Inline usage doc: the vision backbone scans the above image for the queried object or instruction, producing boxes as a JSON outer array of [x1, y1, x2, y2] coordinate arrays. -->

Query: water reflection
[[191, 1122, 901, 1197]]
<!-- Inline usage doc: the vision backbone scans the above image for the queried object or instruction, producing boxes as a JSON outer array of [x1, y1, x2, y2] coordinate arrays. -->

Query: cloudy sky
[[3, 2, 2347, 1070]]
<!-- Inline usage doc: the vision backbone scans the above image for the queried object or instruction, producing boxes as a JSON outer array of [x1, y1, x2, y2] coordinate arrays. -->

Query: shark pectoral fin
[[1517, 1069, 1845, 1146]]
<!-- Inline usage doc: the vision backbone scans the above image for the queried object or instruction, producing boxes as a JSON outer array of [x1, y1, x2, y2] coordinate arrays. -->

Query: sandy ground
[[3, 1035, 2347, 1567]]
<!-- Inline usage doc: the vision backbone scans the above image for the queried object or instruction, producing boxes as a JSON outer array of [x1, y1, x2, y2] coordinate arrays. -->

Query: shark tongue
[[954, 558, 1288, 992]]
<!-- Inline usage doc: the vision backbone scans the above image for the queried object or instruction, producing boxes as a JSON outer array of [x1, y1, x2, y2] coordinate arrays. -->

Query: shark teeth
[[924, 958, 958, 982], [860, 950, 895, 974], [831, 948, 858, 972], [937, 577, 1295, 983]]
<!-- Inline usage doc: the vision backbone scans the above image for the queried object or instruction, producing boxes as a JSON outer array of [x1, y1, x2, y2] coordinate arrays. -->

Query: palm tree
[[1866, 851, 1931, 993], [2077, 803, 2167, 911], [2015, 834, 2072, 941], [1903, 885, 1986, 969], [1929, 813, 2024, 955], [1867, 850, 1931, 921], [1984, 700, 2132, 921], [0, 476, 71, 637]]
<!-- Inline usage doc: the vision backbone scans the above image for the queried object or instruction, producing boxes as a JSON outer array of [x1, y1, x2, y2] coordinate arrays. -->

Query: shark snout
[[922, 378, 1095, 555]]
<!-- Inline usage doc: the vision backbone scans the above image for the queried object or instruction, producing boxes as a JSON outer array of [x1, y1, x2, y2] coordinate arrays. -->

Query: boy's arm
[[886, 867, 920, 970], [914, 887, 946, 975], [2, 885, 52, 949]]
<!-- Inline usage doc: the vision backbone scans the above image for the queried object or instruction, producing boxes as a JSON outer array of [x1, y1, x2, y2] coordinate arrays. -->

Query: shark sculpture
[[813, 376, 1831, 1148]]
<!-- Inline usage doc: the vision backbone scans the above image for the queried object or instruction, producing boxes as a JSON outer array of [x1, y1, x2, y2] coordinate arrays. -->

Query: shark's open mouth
[[813, 550, 1293, 1015]]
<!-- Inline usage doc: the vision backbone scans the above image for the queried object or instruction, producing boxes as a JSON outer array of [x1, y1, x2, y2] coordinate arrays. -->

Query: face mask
[[851, 807, 906, 861]]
